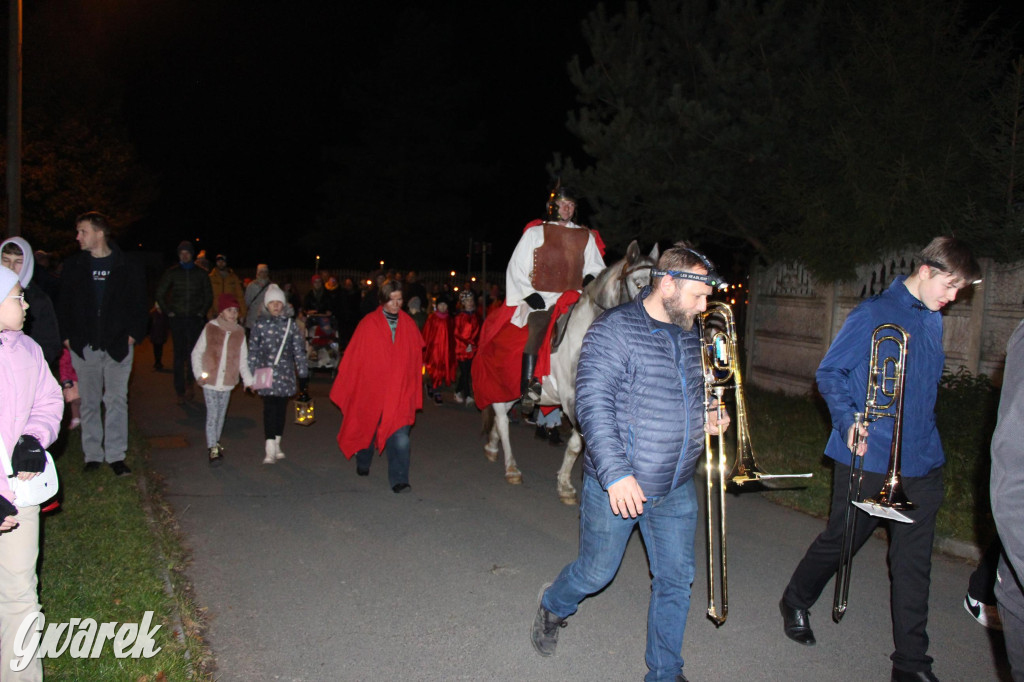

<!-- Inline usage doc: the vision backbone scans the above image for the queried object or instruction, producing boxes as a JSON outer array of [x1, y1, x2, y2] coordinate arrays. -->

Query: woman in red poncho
[[330, 281, 424, 493], [422, 294, 456, 404]]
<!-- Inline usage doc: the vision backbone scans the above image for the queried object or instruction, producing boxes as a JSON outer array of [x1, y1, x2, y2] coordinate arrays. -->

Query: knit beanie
[[0, 267, 20, 300], [264, 284, 286, 306], [217, 293, 241, 313], [177, 241, 195, 256]]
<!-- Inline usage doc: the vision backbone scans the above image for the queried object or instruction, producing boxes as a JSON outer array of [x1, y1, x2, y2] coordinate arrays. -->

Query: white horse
[[483, 241, 659, 504]]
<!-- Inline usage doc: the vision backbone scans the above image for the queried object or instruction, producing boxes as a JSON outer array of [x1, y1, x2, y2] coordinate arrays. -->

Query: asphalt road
[[129, 341, 1011, 682]]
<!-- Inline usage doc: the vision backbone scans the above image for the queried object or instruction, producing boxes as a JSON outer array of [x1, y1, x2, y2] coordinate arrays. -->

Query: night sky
[[15, 0, 615, 271], [9, 1, 1023, 273]]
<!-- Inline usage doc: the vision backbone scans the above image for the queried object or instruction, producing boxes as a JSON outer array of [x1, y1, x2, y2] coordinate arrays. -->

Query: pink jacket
[[0, 330, 63, 504]]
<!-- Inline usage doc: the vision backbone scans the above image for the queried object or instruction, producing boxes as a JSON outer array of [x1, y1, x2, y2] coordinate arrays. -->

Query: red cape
[[423, 311, 456, 387], [330, 309, 425, 456], [471, 304, 527, 410]]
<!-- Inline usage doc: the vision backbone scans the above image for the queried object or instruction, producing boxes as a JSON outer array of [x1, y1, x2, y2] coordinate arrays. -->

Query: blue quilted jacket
[[577, 287, 706, 496]]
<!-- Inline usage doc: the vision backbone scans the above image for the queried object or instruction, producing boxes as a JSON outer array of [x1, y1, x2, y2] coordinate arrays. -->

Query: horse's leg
[[494, 403, 522, 484], [484, 405, 500, 462], [556, 428, 583, 504]]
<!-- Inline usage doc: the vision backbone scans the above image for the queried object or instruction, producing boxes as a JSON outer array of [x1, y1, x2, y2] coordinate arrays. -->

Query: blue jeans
[[543, 474, 698, 682], [354, 425, 411, 488]]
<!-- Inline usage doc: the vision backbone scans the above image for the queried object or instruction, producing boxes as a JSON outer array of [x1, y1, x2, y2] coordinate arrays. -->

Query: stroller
[[305, 313, 341, 375]]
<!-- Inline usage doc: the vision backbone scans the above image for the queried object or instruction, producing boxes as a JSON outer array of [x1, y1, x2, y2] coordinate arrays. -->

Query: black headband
[[651, 248, 728, 291]]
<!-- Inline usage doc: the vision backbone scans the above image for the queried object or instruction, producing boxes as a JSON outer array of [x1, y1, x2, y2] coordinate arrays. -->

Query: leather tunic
[[530, 223, 590, 293]]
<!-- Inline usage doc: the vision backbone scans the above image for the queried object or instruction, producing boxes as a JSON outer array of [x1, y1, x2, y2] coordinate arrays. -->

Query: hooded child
[[1, 237, 62, 370], [0, 266, 63, 681], [247, 284, 308, 463]]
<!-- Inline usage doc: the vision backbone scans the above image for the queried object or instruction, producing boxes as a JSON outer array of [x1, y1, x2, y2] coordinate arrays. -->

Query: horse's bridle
[[592, 260, 653, 311]]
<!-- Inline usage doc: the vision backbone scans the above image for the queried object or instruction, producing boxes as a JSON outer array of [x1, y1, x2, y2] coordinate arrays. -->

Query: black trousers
[[262, 395, 289, 439], [968, 537, 1002, 604], [169, 316, 205, 396], [456, 359, 473, 397], [782, 461, 944, 673]]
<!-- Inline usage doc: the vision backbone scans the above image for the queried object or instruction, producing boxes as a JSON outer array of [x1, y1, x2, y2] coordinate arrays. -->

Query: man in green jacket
[[156, 241, 213, 404]]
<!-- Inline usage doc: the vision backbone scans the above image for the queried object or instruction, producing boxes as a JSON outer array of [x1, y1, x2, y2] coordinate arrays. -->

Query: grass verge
[[39, 424, 213, 681]]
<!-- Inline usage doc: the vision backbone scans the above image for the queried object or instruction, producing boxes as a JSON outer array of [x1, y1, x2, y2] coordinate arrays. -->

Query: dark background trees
[[2, 0, 1022, 274], [555, 0, 1024, 279]]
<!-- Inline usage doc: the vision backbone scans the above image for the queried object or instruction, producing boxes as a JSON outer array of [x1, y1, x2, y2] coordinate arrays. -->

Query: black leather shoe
[[392, 483, 411, 494], [356, 467, 369, 476], [891, 668, 939, 682], [780, 599, 816, 646]]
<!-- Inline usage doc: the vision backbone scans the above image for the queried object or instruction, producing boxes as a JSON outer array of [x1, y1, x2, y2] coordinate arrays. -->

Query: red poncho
[[454, 310, 482, 361], [330, 308, 425, 456], [423, 311, 456, 388]]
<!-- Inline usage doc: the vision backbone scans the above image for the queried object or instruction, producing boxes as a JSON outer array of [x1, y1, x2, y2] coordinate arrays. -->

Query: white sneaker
[[465, 396, 474, 406], [274, 435, 286, 460], [263, 439, 276, 464], [454, 392, 465, 404], [964, 593, 1002, 631]]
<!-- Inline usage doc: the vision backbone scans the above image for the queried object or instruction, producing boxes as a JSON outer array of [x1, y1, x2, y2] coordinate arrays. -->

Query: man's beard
[[664, 291, 696, 330]]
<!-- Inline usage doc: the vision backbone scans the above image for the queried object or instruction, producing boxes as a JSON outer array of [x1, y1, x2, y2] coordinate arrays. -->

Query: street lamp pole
[[6, 0, 23, 237]]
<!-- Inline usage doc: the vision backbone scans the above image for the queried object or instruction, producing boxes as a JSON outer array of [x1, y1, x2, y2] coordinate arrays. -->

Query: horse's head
[[588, 240, 660, 310]]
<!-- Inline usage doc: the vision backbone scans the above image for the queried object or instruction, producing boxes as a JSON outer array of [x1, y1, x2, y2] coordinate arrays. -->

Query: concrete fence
[[745, 253, 1024, 394]]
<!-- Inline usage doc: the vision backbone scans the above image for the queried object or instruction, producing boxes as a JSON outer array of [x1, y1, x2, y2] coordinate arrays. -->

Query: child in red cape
[[423, 294, 456, 404]]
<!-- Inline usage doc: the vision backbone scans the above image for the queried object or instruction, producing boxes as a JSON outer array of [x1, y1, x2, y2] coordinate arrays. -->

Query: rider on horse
[[505, 185, 606, 412]]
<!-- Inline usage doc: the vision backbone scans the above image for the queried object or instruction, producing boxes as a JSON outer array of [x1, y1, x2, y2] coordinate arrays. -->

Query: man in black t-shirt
[[57, 212, 147, 476]]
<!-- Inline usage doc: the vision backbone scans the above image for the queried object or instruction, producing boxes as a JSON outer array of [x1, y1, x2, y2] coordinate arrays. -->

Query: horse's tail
[[481, 404, 494, 437]]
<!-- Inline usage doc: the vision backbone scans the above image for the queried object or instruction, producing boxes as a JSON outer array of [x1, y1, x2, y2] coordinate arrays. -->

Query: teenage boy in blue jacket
[[780, 236, 980, 682]]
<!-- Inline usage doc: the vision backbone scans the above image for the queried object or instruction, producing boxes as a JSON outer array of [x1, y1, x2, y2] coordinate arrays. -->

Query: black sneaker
[[392, 483, 411, 494], [83, 462, 101, 473], [531, 583, 566, 656], [547, 428, 564, 447], [110, 461, 132, 477]]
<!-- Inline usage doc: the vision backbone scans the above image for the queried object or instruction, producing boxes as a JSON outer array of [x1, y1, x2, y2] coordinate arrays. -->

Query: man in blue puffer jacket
[[531, 242, 730, 682]]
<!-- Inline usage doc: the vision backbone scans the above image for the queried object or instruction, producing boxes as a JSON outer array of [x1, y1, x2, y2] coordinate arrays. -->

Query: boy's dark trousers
[[782, 462, 944, 673]]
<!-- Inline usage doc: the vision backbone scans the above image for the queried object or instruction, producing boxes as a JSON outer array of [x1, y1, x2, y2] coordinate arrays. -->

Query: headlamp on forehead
[[652, 248, 728, 291], [651, 268, 728, 291]]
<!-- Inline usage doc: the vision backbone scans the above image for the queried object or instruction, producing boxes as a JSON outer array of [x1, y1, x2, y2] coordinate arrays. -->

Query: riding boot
[[520, 354, 538, 413]]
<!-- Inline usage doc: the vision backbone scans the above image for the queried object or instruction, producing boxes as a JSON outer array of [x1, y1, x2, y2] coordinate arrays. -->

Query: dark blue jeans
[[543, 474, 698, 682], [354, 425, 411, 488]]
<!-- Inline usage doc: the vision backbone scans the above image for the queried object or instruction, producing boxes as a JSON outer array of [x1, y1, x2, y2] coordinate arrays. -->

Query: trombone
[[698, 303, 813, 627], [832, 323, 915, 623]]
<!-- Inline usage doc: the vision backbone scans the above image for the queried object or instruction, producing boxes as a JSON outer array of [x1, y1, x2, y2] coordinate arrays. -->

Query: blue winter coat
[[577, 287, 706, 497], [817, 275, 946, 476]]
